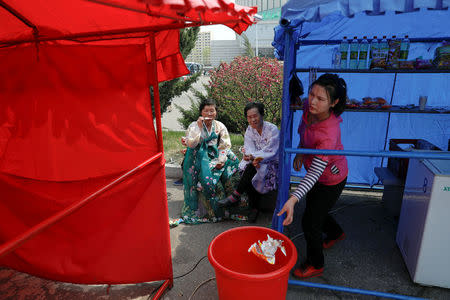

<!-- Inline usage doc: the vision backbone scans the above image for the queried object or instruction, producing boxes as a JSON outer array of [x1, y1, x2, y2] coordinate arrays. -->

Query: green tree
[[241, 33, 255, 57], [177, 56, 283, 135], [152, 27, 201, 116], [210, 56, 283, 135]]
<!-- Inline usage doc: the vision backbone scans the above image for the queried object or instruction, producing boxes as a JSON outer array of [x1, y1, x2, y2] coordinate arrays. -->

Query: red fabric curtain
[[0, 42, 167, 181], [0, 159, 172, 284], [0, 41, 173, 283]]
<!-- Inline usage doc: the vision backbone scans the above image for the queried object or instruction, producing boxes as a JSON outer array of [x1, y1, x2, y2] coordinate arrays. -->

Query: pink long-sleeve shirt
[[298, 106, 348, 186]]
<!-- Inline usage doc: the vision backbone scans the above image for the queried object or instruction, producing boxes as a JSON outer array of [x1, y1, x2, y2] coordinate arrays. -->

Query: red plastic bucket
[[208, 226, 297, 300]]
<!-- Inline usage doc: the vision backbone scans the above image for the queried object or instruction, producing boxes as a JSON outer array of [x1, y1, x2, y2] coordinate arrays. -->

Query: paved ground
[[2, 173, 450, 299]]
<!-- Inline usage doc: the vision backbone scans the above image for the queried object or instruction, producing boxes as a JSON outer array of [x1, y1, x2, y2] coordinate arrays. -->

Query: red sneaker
[[293, 264, 324, 279], [323, 232, 346, 249]]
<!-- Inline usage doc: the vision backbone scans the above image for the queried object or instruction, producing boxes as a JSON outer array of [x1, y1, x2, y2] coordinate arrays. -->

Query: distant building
[[188, 1, 286, 67], [210, 39, 246, 67], [236, 0, 286, 57], [185, 32, 211, 66]]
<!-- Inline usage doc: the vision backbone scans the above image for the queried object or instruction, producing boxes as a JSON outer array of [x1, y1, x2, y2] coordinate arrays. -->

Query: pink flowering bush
[[209, 56, 283, 134]]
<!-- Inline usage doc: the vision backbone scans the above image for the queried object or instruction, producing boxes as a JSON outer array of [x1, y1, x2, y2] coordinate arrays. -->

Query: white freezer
[[396, 158, 450, 289]]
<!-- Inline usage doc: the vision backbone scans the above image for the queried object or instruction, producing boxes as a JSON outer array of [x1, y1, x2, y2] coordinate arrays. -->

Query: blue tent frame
[[272, 1, 450, 298]]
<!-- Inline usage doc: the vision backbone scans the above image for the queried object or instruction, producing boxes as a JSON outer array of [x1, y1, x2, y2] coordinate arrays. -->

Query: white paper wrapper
[[248, 234, 287, 264]]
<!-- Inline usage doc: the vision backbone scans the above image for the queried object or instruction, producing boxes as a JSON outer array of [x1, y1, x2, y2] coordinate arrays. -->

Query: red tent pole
[[146, 31, 173, 298], [0, 0, 38, 32], [0, 153, 163, 260], [149, 31, 164, 153]]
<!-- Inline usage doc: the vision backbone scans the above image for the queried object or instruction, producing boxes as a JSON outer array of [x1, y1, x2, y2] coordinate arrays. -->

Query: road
[[161, 76, 209, 132]]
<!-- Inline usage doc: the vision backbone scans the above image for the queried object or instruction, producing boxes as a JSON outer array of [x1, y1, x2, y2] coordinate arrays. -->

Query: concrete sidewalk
[[1, 175, 450, 299], [164, 178, 450, 300]]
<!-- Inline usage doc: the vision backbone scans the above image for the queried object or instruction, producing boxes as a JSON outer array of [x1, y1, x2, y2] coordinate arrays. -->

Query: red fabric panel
[[0, 3, 31, 41], [0, 0, 164, 42], [0, 159, 172, 284], [0, 43, 160, 181], [146, 30, 189, 83], [144, 0, 257, 34], [0, 0, 256, 43]]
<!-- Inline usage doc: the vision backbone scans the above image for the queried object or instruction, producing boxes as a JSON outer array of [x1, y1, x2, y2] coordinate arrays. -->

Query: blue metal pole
[[288, 280, 426, 300], [272, 23, 295, 232], [285, 148, 450, 160]]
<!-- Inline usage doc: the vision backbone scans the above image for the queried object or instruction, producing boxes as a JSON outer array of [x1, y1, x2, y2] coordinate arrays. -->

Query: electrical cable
[[173, 255, 208, 279], [188, 277, 216, 300], [146, 256, 208, 299]]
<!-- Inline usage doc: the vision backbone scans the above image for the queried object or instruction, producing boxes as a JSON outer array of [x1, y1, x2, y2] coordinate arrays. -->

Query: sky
[[200, 24, 236, 40]]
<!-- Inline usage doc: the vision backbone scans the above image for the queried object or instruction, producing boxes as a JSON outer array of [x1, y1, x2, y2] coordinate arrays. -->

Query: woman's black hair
[[289, 72, 304, 100], [310, 73, 347, 116], [244, 102, 265, 118], [199, 98, 217, 114]]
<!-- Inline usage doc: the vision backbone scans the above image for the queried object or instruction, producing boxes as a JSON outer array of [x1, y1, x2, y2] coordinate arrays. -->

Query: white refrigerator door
[[415, 159, 450, 288], [396, 159, 433, 282]]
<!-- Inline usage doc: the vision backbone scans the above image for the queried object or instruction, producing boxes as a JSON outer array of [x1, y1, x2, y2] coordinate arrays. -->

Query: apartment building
[[185, 31, 211, 66], [187, 1, 286, 67]]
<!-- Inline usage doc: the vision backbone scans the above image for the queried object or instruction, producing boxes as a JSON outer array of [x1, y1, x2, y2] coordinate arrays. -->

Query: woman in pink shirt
[[278, 73, 348, 279]]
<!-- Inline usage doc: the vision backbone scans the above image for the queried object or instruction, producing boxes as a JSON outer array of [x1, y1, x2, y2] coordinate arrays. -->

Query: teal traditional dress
[[182, 120, 239, 224]]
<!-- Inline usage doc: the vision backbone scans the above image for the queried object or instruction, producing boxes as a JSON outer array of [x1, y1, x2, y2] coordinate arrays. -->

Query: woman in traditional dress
[[181, 98, 240, 224], [218, 102, 279, 223]]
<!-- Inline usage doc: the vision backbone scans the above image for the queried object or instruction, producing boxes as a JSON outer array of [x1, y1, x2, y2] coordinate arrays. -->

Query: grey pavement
[[2, 168, 450, 299]]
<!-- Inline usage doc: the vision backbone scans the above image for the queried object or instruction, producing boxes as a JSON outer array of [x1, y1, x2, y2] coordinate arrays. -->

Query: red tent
[[0, 0, 256, 295]]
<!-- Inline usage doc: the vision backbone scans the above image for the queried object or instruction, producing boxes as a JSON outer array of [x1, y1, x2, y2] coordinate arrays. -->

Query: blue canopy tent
[[272, 0, 449, 298], [273, 0, 450, 186]]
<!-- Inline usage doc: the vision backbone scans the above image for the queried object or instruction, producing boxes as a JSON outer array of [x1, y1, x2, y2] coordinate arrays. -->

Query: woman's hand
[[196, 116, 205, 129], [252, 157, 263, 169], [293, 154, 303, 171], [181, 136, 187, 147], [215, 162, 225, 169], [243, 154, 253, 161], [277, 196, 298, 226]]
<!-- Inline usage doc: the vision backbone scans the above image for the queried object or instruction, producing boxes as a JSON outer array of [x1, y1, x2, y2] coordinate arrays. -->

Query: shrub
[[209, 56, 283, 134]]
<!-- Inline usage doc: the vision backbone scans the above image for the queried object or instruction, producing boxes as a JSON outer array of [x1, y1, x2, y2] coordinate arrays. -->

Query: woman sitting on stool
[[218, 102, 279, 223], [181, 98, 240, 224]]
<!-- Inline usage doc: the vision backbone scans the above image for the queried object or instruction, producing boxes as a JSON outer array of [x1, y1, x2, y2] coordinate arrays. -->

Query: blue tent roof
[[281, 0, 449, 25]]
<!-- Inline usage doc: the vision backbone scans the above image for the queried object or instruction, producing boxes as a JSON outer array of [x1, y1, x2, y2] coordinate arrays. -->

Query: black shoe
[[173, 178, 183, 186], [217, 195, 239, 208], [247, 209, 259, 223]]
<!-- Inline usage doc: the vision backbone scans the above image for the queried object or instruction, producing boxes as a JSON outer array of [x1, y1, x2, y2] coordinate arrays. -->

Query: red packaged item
[[248, 234, 287, 264], [415, 58, 434, 69]]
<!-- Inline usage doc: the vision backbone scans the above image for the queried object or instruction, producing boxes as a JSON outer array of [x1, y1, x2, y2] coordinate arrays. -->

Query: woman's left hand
[[215, 162, 225, 169], [277, 196, 298, 226], [252, 157, 263, 169]]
